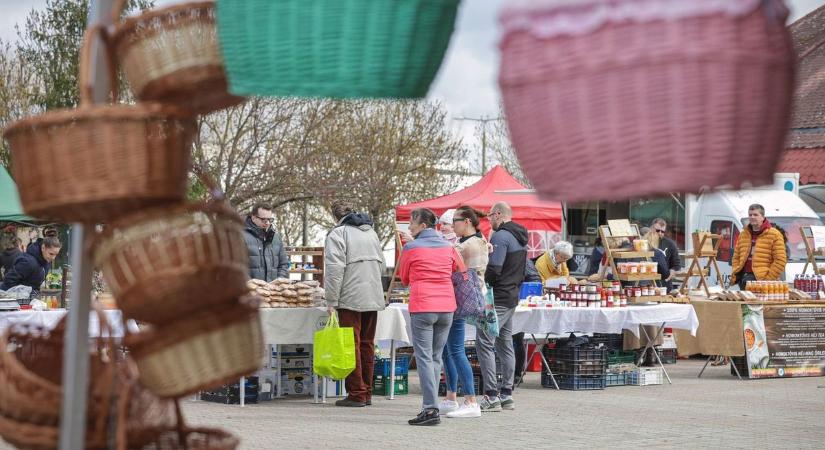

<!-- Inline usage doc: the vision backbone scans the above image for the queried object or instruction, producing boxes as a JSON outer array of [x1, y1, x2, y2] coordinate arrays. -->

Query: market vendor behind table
[[0, 236, 61, 294], [730, 203, 788, 290], [243, 203, 289, 282]]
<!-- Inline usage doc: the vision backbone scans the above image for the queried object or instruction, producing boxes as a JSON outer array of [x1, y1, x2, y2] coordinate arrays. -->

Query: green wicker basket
[[216, 0, 460, 98]]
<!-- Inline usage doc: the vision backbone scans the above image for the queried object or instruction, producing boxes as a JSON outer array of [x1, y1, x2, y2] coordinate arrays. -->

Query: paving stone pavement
[[177, 360, 825, 450], [3, 360, 823, 449]]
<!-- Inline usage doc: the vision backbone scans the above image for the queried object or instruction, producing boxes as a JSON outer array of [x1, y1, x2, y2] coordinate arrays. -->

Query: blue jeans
[[442, 318, 475, 396]]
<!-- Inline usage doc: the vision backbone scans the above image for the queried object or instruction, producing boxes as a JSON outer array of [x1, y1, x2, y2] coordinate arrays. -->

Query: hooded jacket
[[1, 248, 21, 276], [485, 221, 528, 308], [243, 217, 289, 282], [1, 244, 49, 292], [324, 213, 386, 312], [731, 219, 786, 283]]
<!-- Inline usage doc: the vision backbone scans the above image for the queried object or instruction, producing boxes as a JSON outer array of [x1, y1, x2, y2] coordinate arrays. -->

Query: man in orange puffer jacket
[[730, 204, 787, 290]]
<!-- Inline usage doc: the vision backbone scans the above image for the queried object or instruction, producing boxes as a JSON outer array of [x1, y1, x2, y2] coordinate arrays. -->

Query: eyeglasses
[[256, 216, 274, 223], [452, 218, 468, 224], [654, 229, 666, 234]]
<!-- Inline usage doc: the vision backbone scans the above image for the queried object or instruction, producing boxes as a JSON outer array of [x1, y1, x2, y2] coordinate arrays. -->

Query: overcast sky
[[2, 0, 824, 146]]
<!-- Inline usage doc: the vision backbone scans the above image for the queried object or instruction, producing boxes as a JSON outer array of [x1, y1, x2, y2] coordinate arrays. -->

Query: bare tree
[[0, 41, 39, 169], [473, 106, 530, 186]]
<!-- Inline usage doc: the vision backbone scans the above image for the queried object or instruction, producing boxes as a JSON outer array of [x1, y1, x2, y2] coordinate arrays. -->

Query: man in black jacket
[[1, 236, 61, 293], [478, 201, 528, 412], [243, 203, 289, 282], [651, 218, 681, 291]]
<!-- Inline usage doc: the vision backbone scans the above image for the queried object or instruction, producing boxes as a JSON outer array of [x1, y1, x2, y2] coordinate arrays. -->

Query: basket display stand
[[598, 222, 661, 287], [680, 232, 724, 296], [59, 1, 115, 448], [801, 226, 825, 275]]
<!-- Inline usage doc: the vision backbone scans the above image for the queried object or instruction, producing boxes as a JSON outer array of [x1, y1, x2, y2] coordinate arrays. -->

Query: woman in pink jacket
[[399, 208, 462, 426]]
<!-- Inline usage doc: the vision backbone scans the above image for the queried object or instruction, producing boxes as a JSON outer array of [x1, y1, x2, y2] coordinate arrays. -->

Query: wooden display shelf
[[616, 273, 661, 281], [673, 268, 709, 278], [612, 251, 654, 259], [289, 269, 322, 274], [287, 250, 324, 256], [627, 295, 671, 304]]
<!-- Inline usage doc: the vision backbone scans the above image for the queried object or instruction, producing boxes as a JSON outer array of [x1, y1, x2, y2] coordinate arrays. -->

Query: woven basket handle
[[78, 24, 119, 106], [111, 0, 129, 23]]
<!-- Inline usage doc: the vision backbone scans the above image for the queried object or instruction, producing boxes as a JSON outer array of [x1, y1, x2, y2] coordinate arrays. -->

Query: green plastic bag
[[313, 312, 356, 380]]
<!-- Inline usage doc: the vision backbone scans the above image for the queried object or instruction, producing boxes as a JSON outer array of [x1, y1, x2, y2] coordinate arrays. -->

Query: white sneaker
[[446, 402, 481, 418], [438, 400, 459, 414]]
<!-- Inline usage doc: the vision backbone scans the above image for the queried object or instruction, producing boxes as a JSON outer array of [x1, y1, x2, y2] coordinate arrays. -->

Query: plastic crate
[[372, 374, 408, 396], [545, 346, 607, 363], [374, 355, 411, 377], [608, 350, 637, 365], [590, 333, 624, 350], [199, 392, 259, 404], [543, 372, 606, 390], [605, 371, 627, 387], [439, 374, 482, 397], [627, 367, 663, 386]]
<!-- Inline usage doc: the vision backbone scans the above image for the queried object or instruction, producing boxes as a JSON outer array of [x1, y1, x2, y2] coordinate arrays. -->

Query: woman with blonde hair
[[438, 205, 487, 418]]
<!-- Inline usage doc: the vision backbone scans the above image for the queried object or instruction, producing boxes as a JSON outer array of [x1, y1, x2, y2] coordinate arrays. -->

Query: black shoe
[[335, 398, 366, 407], [408, 408, 440, 426]]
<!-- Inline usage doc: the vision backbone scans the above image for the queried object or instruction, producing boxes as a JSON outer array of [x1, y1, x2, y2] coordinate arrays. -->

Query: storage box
[[281, 369, 313, 395], [373, 374, 408, 396], [543, 372, 606, 390], [605, 371, 627, 387], [627, 368, 663, 386], [374, 355, 411, 377]]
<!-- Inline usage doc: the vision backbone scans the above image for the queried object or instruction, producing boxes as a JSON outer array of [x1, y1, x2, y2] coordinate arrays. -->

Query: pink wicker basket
[[498, 0, 795, 202]]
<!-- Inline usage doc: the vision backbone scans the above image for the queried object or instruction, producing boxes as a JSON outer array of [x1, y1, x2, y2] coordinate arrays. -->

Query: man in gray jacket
[[325, 201, 386, 407], [243, 203, 289, 282]]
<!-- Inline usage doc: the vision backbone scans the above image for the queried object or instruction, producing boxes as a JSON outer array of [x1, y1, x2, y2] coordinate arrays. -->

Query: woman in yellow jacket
[[730, 204, 787, 290], [535, 241, 574, 283]]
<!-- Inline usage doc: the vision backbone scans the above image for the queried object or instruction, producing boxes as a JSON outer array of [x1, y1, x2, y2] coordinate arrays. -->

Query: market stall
[[676, 281, 825, 380], [390, 301, 698, 388]]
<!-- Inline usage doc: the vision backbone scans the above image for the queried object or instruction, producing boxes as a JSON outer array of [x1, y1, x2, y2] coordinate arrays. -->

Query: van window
[[710, 220, 735, 262]]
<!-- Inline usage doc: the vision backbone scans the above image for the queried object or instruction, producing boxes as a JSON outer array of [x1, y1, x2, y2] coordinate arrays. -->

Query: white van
[[686, 189, 823, 287]]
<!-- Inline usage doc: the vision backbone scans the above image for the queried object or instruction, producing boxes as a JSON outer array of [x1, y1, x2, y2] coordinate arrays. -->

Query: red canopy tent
[[395, 165, 563, 258]]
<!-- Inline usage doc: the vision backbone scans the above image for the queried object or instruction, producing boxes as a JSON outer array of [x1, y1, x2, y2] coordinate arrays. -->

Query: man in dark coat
[[243, 203, 289, 282], [651, 218, 681, 291], [1, 236, 61, 293]]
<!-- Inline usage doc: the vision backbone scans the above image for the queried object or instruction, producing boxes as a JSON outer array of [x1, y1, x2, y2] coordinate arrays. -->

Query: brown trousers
[[337, 309, 378, 402]]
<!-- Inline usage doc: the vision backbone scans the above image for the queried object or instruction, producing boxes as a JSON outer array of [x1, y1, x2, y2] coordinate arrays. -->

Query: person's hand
[[400, 231, 413, 244], [327, 306, 335, 316], [486, 242, 494, 254]]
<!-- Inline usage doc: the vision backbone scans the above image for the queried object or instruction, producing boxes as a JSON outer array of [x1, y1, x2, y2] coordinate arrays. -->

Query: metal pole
[[59, 2, 114, 448]]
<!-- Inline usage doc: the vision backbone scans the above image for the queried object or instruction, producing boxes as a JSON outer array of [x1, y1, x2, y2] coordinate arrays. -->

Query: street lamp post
[[454, 116, 502, 175]]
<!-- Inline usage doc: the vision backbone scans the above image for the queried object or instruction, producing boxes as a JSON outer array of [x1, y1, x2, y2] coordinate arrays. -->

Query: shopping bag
[[313, 312, 356, 380], [467, 284, 499, 337], [452, 268, 485, 319]]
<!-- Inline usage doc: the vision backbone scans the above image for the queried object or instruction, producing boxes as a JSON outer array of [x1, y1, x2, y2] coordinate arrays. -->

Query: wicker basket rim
[[125, 298, 260, 356], [112, 1, 215, 44], [2, 102, 194, 138], [94, 199, 243, 242], [0, 331, 63, 399]]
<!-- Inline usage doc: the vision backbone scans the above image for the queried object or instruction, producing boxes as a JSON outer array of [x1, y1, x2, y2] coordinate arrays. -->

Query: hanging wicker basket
[[0, 312, 117, 450], [215, 0, 461, 98], [125, 296, 263, 398], [93, 183, 249, 324], [498, 0, 795, 202], [111, 0, 244, 114], [2, 25, 195, 223]]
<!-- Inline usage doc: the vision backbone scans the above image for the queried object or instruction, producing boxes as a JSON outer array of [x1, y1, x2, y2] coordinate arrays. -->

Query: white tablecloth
[[0, 309, 131, 337], [259, 306, 410, 345], [392, 303, 699, 341]]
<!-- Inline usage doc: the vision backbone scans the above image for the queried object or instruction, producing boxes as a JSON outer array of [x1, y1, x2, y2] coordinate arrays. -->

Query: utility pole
[[454, 116, 502, 175]]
